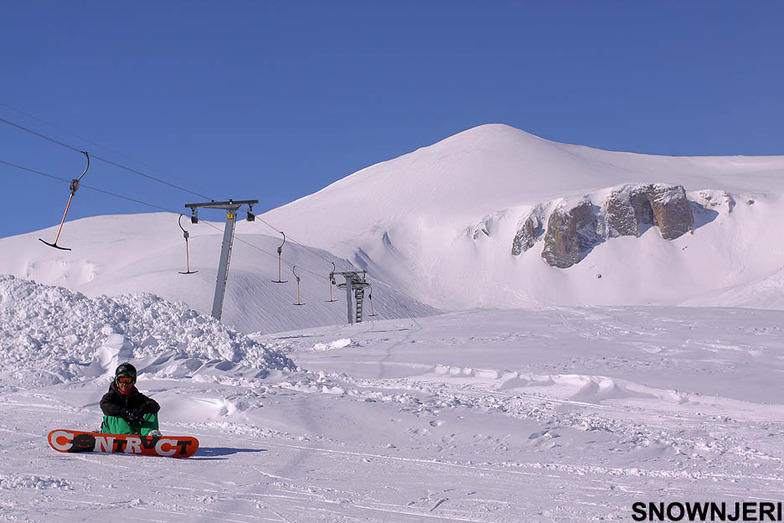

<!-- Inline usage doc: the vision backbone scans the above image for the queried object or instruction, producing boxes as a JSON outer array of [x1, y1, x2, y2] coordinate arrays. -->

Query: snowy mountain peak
[[263, 124, 784, 310]]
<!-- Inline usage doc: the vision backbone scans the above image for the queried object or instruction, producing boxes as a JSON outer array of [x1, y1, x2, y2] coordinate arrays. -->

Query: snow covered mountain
[[2, 123, 784, 334], [263, 123, 784, 310]]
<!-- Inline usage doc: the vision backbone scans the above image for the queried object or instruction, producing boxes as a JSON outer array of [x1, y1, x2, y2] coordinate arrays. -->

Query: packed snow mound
[[0, 275, 296, 387]]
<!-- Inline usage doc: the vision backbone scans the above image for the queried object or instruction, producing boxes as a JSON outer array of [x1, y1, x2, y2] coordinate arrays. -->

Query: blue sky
[[1, 1, 782, 239]]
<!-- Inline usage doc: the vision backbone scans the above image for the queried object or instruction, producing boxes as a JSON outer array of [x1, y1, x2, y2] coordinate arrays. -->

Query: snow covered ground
[[2, 276, 784, 521]]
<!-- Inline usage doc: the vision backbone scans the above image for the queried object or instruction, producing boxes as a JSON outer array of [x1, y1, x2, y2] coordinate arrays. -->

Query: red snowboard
[[48, 429, 199, 458]]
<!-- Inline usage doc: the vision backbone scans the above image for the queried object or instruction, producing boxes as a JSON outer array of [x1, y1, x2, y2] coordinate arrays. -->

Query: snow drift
[[0, 275, 295, 387]]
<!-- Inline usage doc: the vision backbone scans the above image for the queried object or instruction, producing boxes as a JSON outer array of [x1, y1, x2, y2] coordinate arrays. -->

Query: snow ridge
[[0, 275, 295, 387]]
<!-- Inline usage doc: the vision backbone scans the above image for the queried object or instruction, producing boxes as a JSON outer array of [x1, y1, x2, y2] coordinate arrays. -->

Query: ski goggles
[[117, 376, 134, 384]]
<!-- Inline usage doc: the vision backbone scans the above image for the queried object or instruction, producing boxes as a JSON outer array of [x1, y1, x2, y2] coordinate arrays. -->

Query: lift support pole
[[334, 271, 369, 324], [185, 199, 258, 321]]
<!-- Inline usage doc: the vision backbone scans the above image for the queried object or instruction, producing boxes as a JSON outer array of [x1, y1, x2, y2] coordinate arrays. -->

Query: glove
[[122, 408, 145, 423]]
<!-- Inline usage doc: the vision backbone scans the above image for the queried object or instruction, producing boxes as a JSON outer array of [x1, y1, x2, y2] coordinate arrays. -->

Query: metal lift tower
[[185, 199, 258, 321], [334, 271, 370, 324]]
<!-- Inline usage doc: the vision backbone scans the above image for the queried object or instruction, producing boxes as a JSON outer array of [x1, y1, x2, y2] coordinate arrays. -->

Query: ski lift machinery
[[334, 271, 371, 324], [185, 199, 258, 321]]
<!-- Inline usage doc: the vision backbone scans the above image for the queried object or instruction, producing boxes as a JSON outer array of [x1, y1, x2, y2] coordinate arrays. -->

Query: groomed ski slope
[[2, 277, 784, 521]]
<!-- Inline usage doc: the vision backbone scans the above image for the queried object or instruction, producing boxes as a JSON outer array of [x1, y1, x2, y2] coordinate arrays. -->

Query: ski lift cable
[[1, 114, 362, 275], [255, 215, 361, 272], [0, 171, 331, 282], [197, 221, 325, 279], [6, 157, 379, 309], [0, 115, 81, 154], [1, 113, 359, 276], [0, 101, 147, 166], [195, 220, 277, 262], [0, 159, 68, 184], [200, 219, 331, 282], [1, 118, 364, 283], [259, 218, 330, 263], [1, 159, 186, 215], [0, 115, 213, 200], [228, 231, 330, 281], [251, 217, 350, 281], [90, 153, 212, 200], [4, 159, 302, 275]]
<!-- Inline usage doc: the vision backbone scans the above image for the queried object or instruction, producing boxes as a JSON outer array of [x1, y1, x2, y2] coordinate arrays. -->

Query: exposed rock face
[[511, 204, 548, 255], [541, 199, 601, 268], [511, 183, 696, 268], [649, 184, 694, 240], [605, 185, 655, 237]]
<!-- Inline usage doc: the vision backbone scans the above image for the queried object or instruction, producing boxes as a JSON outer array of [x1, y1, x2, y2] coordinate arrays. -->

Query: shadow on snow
[[194, 447, 267, 459]]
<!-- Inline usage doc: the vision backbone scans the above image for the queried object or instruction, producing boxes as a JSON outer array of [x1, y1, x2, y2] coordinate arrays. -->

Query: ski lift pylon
[[272, 231, 288, 283], [178, 214, 198, 275], [39, 151, 90, 251]]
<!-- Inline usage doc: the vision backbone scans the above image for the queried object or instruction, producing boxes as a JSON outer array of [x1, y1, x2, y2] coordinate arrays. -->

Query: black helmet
[[115, 362, 137, 384]]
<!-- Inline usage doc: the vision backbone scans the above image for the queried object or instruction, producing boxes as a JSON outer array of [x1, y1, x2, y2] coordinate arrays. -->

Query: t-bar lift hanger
[[272, 232, 287, 283], [326, 262, 338, 302], [292, 265, 304, 306], [39, 151, 90, 251], [178, 214, 198, 275]]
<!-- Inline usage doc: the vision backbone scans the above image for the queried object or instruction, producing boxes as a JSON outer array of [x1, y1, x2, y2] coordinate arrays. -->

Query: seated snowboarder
[[100, 362, 161, 436]]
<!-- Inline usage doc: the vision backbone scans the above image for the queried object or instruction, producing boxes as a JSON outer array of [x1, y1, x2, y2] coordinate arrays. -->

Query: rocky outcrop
[[649, 184, 694, 239], [604, 183, 694, 240], [541, 199, 602, 268], [511, 204, 548, 255], [512, 183, 695, 268], [604, 185, 655, 237]]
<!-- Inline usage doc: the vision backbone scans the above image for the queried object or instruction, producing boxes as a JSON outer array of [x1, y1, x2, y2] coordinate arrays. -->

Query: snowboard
[[48, 429, 199, 458]]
